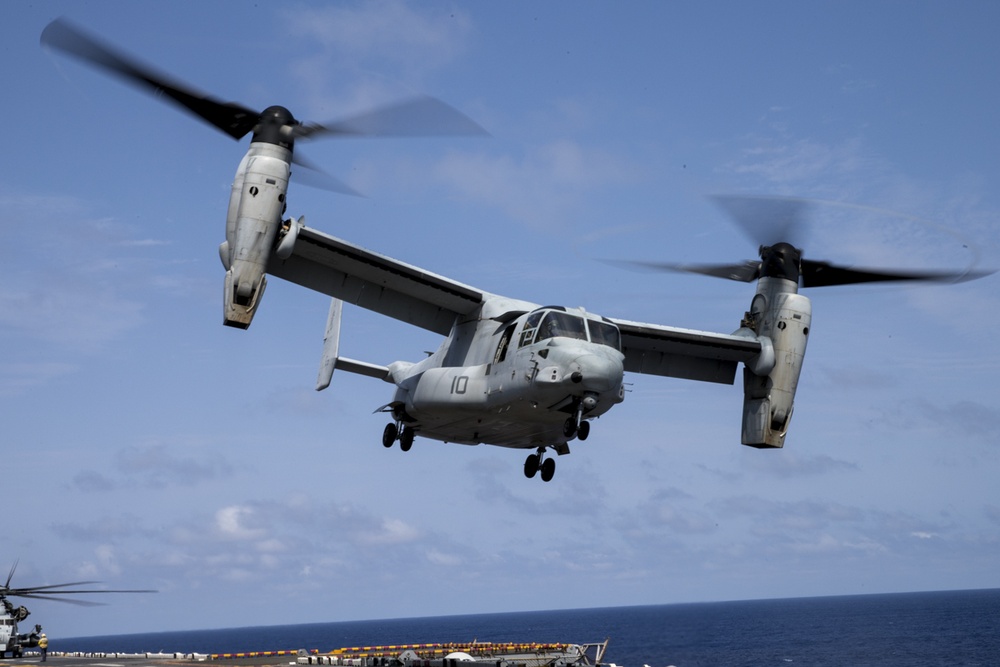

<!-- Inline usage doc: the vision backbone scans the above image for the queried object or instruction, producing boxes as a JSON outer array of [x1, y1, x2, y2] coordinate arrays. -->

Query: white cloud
[[360, 517, 420, 545], [215, 505, 266, 541], [430, 141, 640, 230], [280, 0, 474, 114]]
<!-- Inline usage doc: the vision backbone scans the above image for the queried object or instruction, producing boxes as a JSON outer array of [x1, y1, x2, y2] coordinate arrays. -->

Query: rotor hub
[[252, 105, 298, 150], [759, 242, 802, 283]]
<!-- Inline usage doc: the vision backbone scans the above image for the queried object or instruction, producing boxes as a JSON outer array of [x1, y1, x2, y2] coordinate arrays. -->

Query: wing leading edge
[[267, 224, 486, 335], [610, 318, 763, 384]]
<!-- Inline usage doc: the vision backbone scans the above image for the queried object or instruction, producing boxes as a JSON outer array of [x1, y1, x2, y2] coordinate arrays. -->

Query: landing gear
[[524, 448, 556, 482], [399, 426, 415, 452], [383, 423, 416, 451], [382, 423, 397, 448], [524, 452, 540, 478], [564, 395, 595, 440], [540, 457, 556, 482], [563, 416, 591, 441]]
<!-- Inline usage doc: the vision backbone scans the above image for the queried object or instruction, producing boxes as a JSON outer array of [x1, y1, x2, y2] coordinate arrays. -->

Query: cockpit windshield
[[536, 311, 588, 343], [588, 319, 622, 351], [518, 308, 621, 351]]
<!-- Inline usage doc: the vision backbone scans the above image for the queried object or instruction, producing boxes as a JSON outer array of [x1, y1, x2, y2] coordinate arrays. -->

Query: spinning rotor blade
[[41, 18, 259, 140], [800, 260, 992, 287], [3, 583, 156, 607], [294, 95, 488, 139], [616, 259, 762, 283], [42, 18, 487, 196], [291, 153, 364, 196], [4, 561, 17, 589], [625, 251, 988, 288], [614, 194, 993, 288], [5, 581, 100, 594], [9, 593, 104, 608], [711, 194, 811, 249], [42, 19, 485, 143], [3, 563, 156, 607]]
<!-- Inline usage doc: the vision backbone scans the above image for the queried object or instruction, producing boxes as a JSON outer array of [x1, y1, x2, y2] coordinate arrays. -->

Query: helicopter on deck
[[0, 563, 153, 658]]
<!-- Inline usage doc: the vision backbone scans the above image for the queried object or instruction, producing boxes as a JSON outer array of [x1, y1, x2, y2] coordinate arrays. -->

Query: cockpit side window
[[536, 311, 587, 343], [587, 319, 622, 351], [494, 322, 517, 364], [518, 310, 545, 347]]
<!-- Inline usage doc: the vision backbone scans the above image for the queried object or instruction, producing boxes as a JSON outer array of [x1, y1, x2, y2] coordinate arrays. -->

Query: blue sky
[[3, 0, 999, 640]]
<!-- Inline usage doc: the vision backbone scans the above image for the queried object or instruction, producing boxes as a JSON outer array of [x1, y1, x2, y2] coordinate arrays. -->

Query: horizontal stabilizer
[[335, 357, 393, 382]]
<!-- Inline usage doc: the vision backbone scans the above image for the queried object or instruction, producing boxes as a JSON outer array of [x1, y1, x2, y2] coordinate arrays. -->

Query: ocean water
[[57, 589, 999, 667]]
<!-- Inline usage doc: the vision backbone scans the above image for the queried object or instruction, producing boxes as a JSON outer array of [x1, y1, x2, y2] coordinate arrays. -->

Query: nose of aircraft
[[569, 351, 624, 393]]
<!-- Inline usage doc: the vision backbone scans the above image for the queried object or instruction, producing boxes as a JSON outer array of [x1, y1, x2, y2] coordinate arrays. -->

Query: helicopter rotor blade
[[291, 153, 364, 196], [294, 95, 489, 140], [610, 195, 994, 288], [800, 260, 993, 287], [609, 259, 762, 283], [41, 18, 260, 140], [5, 581, 101, 595], [11, 593, 105, 607], [11, 587, 156, 595], [4, 561, 17, 589], [710, 194, 811, 249]]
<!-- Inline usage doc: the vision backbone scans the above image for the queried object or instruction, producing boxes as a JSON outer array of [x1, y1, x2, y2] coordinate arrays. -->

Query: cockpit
[[517, 307, 621, 351]]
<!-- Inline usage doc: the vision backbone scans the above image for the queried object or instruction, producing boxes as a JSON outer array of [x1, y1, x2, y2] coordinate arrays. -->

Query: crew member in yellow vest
[[38, 633, 48, 662]]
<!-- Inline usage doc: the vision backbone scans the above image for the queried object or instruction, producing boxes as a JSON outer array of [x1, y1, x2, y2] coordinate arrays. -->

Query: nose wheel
[[564, 417, 591, 441], [524, 449, 556, 482], [563, 397, 593, 440]]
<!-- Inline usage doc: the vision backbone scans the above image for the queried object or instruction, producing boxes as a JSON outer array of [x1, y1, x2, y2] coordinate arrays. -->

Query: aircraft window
[[588, 320, 622, 350], [494, 322, 517, 364], [536, 311, 587, 343], [518, 310, 544, 347]]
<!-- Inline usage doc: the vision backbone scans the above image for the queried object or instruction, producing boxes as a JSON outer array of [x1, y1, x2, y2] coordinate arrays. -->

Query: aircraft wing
[[267, 224, 486, 335], [608, 318, 763, 384]]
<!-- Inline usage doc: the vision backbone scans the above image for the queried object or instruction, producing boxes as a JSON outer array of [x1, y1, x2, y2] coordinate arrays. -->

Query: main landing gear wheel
[[399, 426, 415, 452], [524, 450, 555, 482], [524, 453, 540, 478], [382, 423, 397, 448], [540, 457, 556, 482], [384, 423, 415, 451]]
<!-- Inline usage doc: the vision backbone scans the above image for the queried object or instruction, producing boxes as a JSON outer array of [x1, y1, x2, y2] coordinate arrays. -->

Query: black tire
[[540, 457, 556, 482], [563, 417, 577, 438], [524, 453, 540, 478], [382, 423, 398, 448], [399, 427, 414, 452], [578, 421, 591, 441]]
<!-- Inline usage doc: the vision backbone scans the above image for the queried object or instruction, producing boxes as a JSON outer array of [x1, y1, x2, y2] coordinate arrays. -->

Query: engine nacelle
[[221, 142, 291, 329], [740, 278, 812, 448]]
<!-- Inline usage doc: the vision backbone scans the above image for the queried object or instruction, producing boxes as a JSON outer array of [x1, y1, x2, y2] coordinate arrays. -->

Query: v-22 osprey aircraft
[[41, 19, 987, 481]]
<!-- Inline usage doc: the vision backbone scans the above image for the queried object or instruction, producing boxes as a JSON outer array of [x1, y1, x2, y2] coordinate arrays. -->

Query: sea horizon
[[53, 587, 1000, 666], [61, 585, 1000, 640]]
